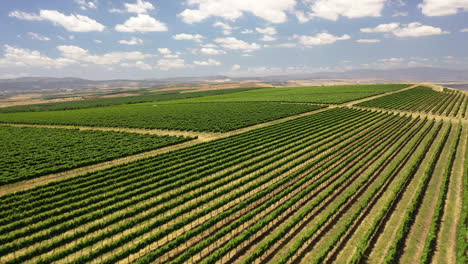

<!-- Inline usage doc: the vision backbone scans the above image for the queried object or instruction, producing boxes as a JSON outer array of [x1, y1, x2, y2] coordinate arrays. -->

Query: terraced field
[[0, 84, 466, 264]]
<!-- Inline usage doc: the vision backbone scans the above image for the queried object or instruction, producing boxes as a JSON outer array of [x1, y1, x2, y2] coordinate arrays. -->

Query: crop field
[[0, 126, 191, 185], [0, 88, 261, 113], [357, 86, 468, 118], [0, 84, 466, 264], [156, 84, 410, 104], [0, 102, 324, 132]]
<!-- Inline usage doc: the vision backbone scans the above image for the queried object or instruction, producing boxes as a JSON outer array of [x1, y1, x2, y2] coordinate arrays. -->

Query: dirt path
[[0, 83, 434, 195]]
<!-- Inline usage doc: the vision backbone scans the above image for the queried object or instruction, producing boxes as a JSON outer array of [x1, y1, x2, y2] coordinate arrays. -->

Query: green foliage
[[157, 84, 410, 104], [0, 102, 324, 132], [358, 86, 467, 117], [0, 88, 261, 113], [0, 126, 190, 184]]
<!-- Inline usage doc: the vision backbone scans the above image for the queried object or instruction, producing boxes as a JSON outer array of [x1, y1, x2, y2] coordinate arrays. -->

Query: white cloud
[[276, 43, 296, 48], [164, 53, 180, 58], [179, 0, 296, 24], [361, 22, 400, 33], [200, 47, 226, 55], [27, 32, 50, 41], [419, 0, 468, 16], [8, 11, 43, 20], [157, 58, 187, 70], [115, 14, 167, 32], [260, 35, 277, 42], [361, 22, 449, 37], [173, 33, 204, 42], [57, 45, 153, 65], [215, 37, 261, 52], [120, 60, 152, 70], [300, 0, 385, 21], [256, 27, 277, 35], [294, 33, 351, 47], [125, 0, 155, 14], [241, 29, 254, 34], [94, 39, 102, 43], [461, 28, 468, 32], [75, 0, 97, 10], [0, 45, 75, 68], [356, 39, 380, 43], [194, 58, 221, 66], [158, 48, 171, 54], [9, 10, 105, 32], [119, 37, 144, 45], [201, 43, 218, 48], [213, 22, 234, 35], [231, 64, 241, 71], [392, 11, 408, 17]]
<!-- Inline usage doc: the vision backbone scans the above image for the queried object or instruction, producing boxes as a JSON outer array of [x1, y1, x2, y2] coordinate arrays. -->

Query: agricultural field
[[0, 88, 261, 113], [0, 102, 324, 132], [0, 83, 466, 264], [0, 126, 191, 185], [157, 84, 410, 104], [357, 86, 468, 118]]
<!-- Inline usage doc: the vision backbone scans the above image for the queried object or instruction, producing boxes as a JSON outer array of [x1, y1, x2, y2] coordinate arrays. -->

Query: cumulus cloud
[[119, 37, 144, 45], [94, 39, 103, 43], [9, 10, 105, 32], [230, 64, 240, 71], [157, 58, 187, 70], [213, 22, 234, 35], [120, 60, 152, 70], [461, 28, 468, 32], [361, 22, 449, 37], [200, 47, 226, 55], [173, 33, 204, 42], [276, 43, 296, 48], [256, 27, 277, 35], [75, 0, 97, 10], [57, 45, 153, 65], [179, 0, 296, 24], [214, 37, 261, 52], [125, 0, 155, 14], [260, 35, 277, 42], [419, 0, 468, 16], [193, 58, 221, 66], [115, 14, 167, 32], [361, 22, 400, 33], [27, 32, 50, 41], [356, 39, 380, 43], [241, 29, 254, 34], [299, 0, 385, 22], [158, 48, 171, 54], [294, 33, 351, 47], [0, 45, 75, 68]]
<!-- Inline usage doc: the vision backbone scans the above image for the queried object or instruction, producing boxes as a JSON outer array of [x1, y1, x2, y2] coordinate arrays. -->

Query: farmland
[[357, 86, 468, 118], [0, 126, 191, 185], [156, 84, 410, 104], [0, 83, 466, 264], [0, 102, 324, 132]]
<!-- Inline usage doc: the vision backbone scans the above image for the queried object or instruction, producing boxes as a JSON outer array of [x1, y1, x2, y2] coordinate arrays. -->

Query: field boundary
[[0, 83, 435, 195]]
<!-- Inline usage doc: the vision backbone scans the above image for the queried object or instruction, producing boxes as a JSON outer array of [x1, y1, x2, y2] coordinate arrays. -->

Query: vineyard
[[357, 86, 468, 118], [0, 102, 324, 132], [0, 126, 191, 185], [0, 84, 466, 264], [158, 84, 410, 104]]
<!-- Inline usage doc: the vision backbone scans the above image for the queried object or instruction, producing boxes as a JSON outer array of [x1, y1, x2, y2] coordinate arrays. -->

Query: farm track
[[0, 83, 420, 194], [1, 83, 467, 264]]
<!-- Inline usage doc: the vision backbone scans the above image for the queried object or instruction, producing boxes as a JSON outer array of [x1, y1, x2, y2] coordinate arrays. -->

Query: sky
[[0, 0, 467, 80]]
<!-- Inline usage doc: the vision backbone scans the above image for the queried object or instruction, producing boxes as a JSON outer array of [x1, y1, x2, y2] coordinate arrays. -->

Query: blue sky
[[0, 0, 467, 80]]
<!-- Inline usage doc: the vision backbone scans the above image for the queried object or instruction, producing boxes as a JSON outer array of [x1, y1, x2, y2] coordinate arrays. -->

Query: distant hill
[[1, 67, 467, 93]]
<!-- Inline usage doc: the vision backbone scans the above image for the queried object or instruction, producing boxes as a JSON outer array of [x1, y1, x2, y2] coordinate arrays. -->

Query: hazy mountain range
[[1, 67, 467, 92]]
